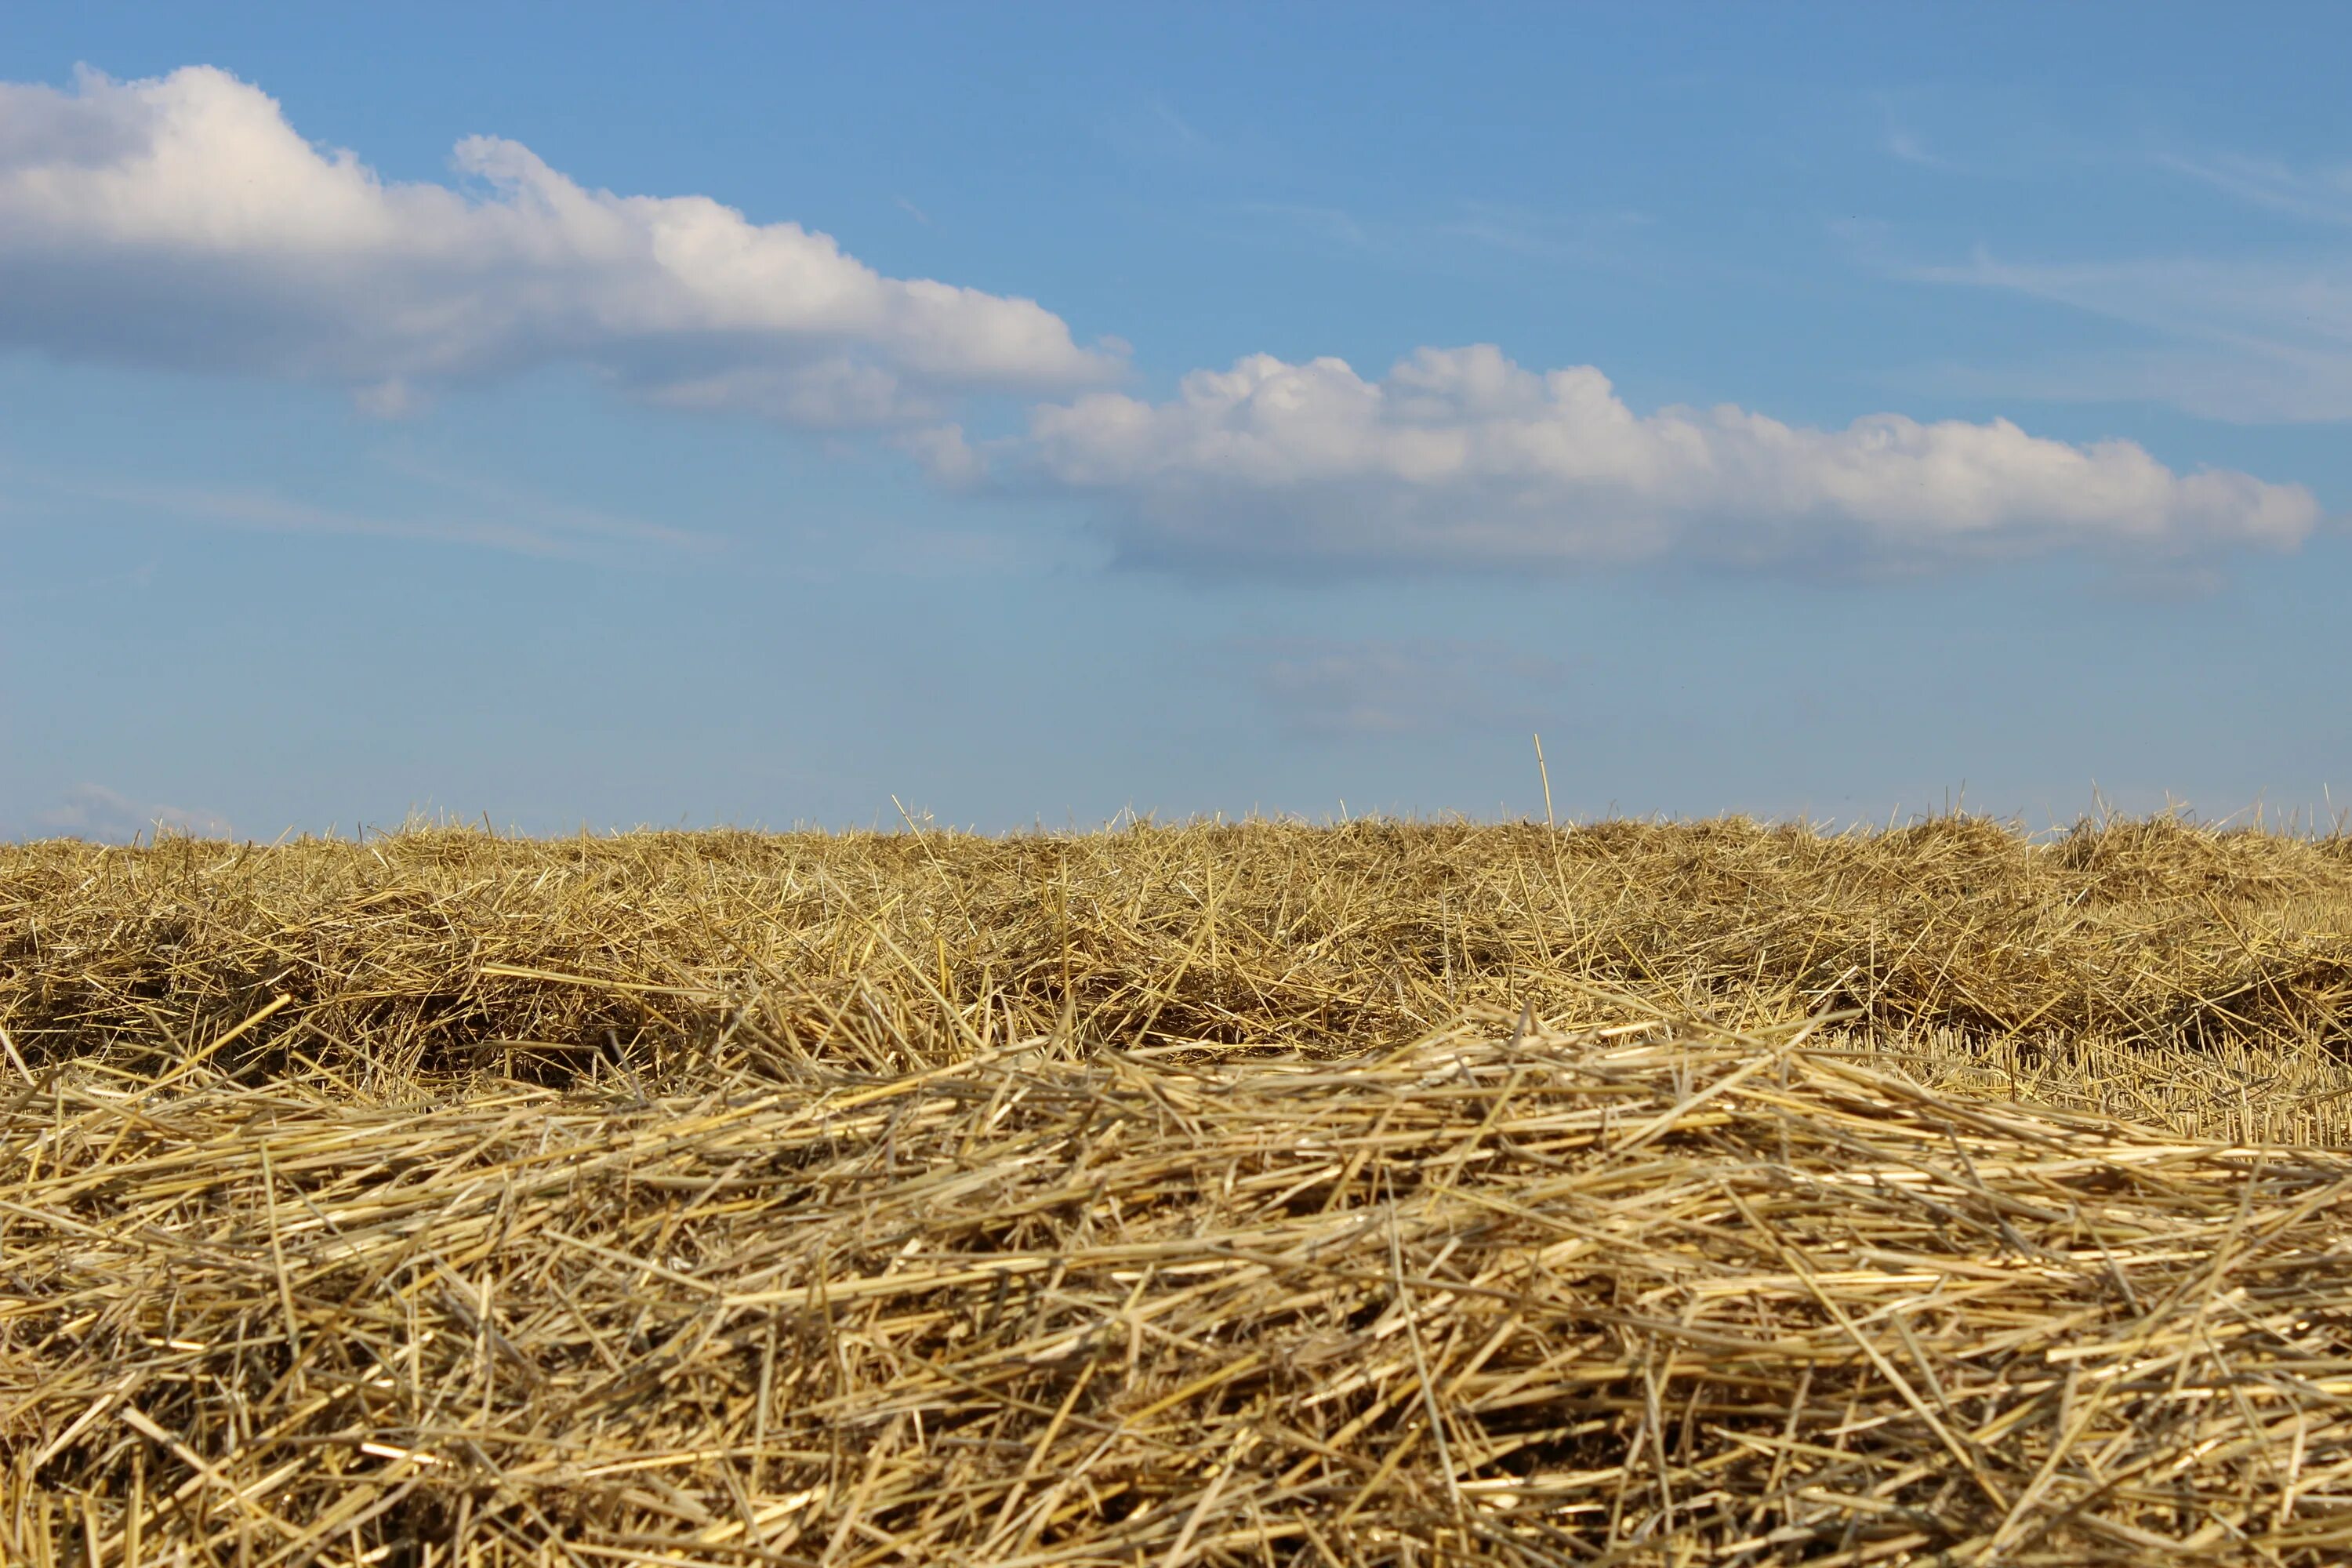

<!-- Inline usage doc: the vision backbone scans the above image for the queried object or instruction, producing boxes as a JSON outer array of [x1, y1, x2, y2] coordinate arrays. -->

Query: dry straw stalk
[[3, 815, 2352, 1564]]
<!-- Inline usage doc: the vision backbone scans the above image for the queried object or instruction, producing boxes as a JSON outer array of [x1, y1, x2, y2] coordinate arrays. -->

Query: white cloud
[[0, 67, 2328, 583], [20, 784, 230, 844], [897, 424, 987, 490], [0, 66, 1120, 425], [1020, 346, 2318, 574]]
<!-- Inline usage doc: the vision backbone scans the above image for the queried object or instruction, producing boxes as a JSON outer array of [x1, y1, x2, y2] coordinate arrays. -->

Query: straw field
[[6, 815, 2352, 1565]]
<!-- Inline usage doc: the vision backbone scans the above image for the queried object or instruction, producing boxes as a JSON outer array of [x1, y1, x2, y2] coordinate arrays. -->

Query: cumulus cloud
[[0, 66, 1119, 424], [0, 66, 2327, 583], [1022, 346, 2320, 574], [17, 784, 230, 844]]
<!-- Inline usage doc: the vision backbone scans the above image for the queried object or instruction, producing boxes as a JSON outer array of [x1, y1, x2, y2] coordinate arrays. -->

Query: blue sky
[[3, 3, 2348, 839]]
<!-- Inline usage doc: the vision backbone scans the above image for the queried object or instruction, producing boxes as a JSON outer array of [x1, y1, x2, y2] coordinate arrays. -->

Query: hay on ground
[[5, 818, 2352, 1563]]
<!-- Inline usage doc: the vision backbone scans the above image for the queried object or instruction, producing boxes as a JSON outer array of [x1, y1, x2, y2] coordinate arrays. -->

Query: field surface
[[6, 818, 2352, 1565]]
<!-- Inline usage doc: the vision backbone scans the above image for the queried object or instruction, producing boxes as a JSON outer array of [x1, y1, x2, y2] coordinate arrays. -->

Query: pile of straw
[[12, 1015, 2352, 1564], [6, 818, 2352, 1563], [3, 817, 2349, 1134]]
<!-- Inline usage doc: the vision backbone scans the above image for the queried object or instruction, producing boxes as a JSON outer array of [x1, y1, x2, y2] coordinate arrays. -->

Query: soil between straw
[[5, 818, 2352, 1564]]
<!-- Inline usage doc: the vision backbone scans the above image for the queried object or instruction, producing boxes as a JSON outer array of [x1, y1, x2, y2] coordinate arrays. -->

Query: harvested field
[[6, 817, 2352, 1564]]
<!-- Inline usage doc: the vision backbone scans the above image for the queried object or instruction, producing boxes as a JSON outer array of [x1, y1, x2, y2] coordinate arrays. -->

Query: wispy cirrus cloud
[[5, 458, 713, 561], [0, 65, 1122, 426], [2154, 152, 2352, 230], [1240, 198, 1651, 274], [1890, 147, 2352, 424], [1913, 246, 2352, 424]]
